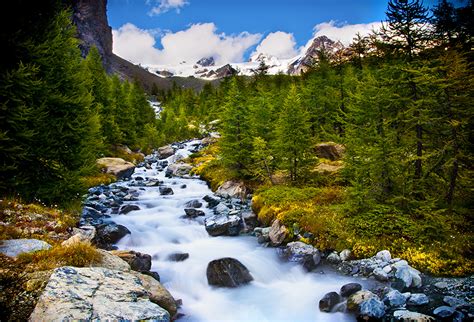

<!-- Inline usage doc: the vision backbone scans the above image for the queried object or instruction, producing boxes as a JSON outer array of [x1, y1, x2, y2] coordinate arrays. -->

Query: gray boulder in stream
[[204, 214, 241, 236], [206, 257, 253, 288]]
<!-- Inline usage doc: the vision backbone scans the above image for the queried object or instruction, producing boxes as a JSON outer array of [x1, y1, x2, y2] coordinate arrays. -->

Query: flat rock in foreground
[[29, 266, 169, 322]]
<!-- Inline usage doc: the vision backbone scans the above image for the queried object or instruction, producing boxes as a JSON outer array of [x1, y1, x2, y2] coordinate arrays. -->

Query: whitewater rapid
[[112, 139, 371, 322]]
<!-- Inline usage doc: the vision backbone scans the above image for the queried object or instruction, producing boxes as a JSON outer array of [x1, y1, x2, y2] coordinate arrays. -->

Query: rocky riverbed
[[2, 138, 472, 321]]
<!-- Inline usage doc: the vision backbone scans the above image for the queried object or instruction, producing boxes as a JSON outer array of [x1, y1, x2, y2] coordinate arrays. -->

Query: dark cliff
[[72, 0, 208, 91]]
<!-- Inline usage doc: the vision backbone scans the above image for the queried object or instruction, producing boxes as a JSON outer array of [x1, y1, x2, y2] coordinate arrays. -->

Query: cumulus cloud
[[253, 31, 299, 59], [148, 0, 189, 16], [112, 23, 261, 65], [312, 21, 382, 46]]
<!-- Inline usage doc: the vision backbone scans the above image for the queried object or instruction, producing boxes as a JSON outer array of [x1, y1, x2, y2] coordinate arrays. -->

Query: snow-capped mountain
[[143, 35, 348, 80]]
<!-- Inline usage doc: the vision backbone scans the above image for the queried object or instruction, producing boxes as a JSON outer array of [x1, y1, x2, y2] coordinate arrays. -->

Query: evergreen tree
[[274, 84, 312, 182]]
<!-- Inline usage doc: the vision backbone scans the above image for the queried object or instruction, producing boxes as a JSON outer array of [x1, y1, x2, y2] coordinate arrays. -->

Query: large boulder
[[206, 257, 253, 288], [94, 223, 131, 249], [314, 142, 345, 161], [29, 267, 169, 322], [0, 239, 51, 257], [109, 250, 152, 272], [340, 283, 362, 298], [383, 289, 406, 307], [215, 181, 247, 199], [132, 272, 177, 318], [205, 214, 241, 237], [96, 157, 135, 180], [278, 241, 321, 271], [165, 163, 193, 178], [157, 145, 175, 159], [319, 292, 341, 312], [359, 298, 386, 319], [347, 290, 378, 311], [93, 249, 131, 271], [268, 219, 288, 246]]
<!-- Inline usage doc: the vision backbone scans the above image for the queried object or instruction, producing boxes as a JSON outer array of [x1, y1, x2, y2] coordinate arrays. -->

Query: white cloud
[[112, 23, 261, 65], [253, 31, 299, 59], [312, 21, 382, 46], [148, 0, 189, 16]]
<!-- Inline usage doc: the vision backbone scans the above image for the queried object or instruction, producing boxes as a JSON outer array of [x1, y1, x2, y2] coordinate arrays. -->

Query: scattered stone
[[214, 203, 230, 216], [119, 204, 141, 214], [433, 306, 455, 319], [408, 293, 429, 306], [180, 184, 187, 189], [444, 296, 470, 310], [359, 298, 386, 319], [29, 267, 170, 322], [373, 267, 389, 281], [393, 310, 434, 321], [347, 290, 378, 311], [168, 253, 189, 262], [383, 289, 406, 307], [326, 252, 341, 264], [62, 226, 96, 247], [376, 250, 392, 262], [241, 211, 258, 230], [278, 242, 321, 271], [206, 257, 253, 288], [158, 145, 175, 159], [215, 181, 247, 199], [159, 187, 174, 195], [319, 292, 341, 312], [434, 282, 448, 290], [185, 200, 203, 208], [203, 195, 220, 208], [254, 227, 271, 244], [184, 208, 205, 218], [339, 249, 351, 261], [97, 157, 135, 180], [0, 239, 52, 257], [166, 163, 193, 178], [109, 250, 152, 272], [268, 219, 288, 246], [340, 283, 362, 298], [204, 214, 241, 237]]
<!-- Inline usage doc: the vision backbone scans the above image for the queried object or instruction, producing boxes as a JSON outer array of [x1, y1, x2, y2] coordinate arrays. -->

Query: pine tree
[[274, 84, 312, 182], [219, 78, 253, 174]]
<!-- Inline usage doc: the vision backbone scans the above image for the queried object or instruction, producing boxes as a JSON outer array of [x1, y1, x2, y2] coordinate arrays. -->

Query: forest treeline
[[0, 1, 158, 203]]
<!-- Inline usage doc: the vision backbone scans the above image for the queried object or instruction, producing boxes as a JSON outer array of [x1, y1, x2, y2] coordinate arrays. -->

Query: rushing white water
[[112, 140, 371, 322]]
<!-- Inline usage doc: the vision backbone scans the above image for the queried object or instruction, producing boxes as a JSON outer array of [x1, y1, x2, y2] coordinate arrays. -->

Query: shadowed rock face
[[72, 0, 112, 68], [206, 257, 253, 287]]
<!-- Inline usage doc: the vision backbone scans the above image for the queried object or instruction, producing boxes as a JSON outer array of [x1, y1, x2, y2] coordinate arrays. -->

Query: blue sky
[[107, 0, 449, 65]]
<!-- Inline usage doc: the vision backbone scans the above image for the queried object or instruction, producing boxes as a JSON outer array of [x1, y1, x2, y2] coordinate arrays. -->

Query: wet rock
[[168, 253, 189, 262], [166, 163, 193, 178], [204, 214, 241, 237], [81, 206, 106, 225], [119, 204, 141, 214], [359, 298, 386, 319], [215, 180, 247, 199], [254, 227, 271, 244], [94, 223, 131, 249], [339, 249, 351, 261], [203, 195, 220, 208], [393, 310, 435, 321], [184, 208, 205, 218], [133, 272, 177, 318], [383, 289, 406, 307], [185, 200, 203, 208], [434, 281, 449, 290], [29, 267, 169, 322], [206, 257, 253, 288], [340, 283, 362, 298], [158, 145, 175, 159], [408, 293, 429, 306], [269, 219, 288, 246], [394, 261, 422, 288], [145, 180, 161, 187], [213, 203, 230, 216], [319, 292, 341, 312], [443, 296, 469, 309], [326, 252, 341, 264], [373, 267, 389, 281], [109, 250, 152, 272], [0, 239, 52, 257], [433, 306, 455, 319], [347, 290, 378, 311], [97, 157, 135, 180], [376, 250, 391, 262], [278, 241, 321, 270], [142, 270, 161, 282], [159, 187, 174, 195], [241, 211, 258, 230]]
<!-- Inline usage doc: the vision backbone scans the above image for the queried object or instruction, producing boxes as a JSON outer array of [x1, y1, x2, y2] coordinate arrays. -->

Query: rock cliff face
[[72, 0, 112, 69], [72, 0, 208, 91]]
